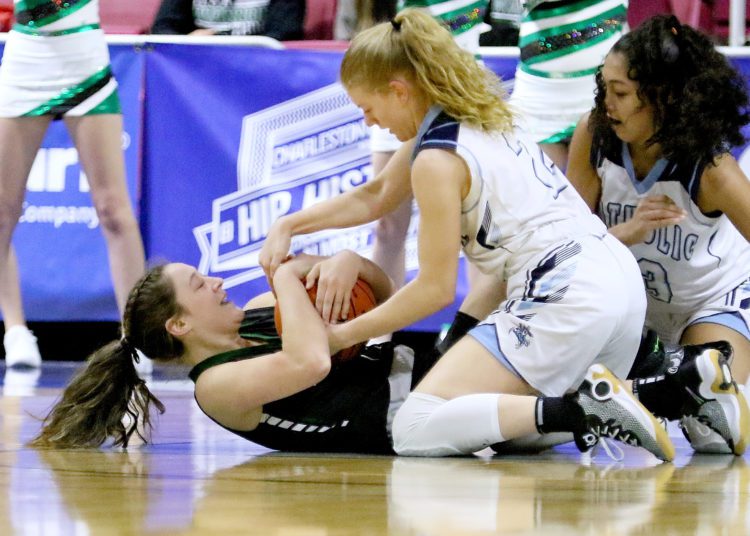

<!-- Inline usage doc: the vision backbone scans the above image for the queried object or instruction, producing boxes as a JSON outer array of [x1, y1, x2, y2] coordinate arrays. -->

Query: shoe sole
[[588, 365, 675, 462], [695, 349, 750, 455]]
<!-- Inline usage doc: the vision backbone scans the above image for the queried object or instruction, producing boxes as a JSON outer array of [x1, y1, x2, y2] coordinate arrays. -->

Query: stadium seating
[[99, 0, 162, 34], [629, 0, 750, 44], [303, 0, 337, 40], [0, 0, 12, 32], [712, 0, 750, 43]]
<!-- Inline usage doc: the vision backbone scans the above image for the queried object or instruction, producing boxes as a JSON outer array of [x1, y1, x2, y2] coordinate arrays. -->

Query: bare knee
[[96, 199, 138, 237], [0, 200, 22, 238], [374, 214, 409, 245]]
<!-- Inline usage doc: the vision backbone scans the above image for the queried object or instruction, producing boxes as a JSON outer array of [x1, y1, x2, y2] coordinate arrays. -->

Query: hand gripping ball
[[274, 278, 377, 363]]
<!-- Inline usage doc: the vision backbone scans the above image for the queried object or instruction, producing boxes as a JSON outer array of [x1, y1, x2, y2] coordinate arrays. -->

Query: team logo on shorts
[[510, 323, 533, 349]]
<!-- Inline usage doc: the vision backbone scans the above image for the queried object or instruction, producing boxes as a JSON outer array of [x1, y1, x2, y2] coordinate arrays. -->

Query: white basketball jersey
[[413, 106, 607, 279], [595, 143, 750, 314]]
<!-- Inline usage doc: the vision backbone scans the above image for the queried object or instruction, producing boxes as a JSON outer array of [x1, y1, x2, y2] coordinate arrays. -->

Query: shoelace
[[580, 437, 625, 465]]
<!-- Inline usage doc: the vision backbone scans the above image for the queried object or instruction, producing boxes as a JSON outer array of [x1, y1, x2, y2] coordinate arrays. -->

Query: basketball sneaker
[[3, 325, 42, 369], [680, 414, 734, 454], [571, 364, 675, 462], [3, 365, 41, 396], [676, 345, 750, 455]]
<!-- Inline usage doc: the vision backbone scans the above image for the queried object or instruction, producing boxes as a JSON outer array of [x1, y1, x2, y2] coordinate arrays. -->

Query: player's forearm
[[458, 270, 506, 319], [273, 267, 329, 363], [608, 222, 641, 247], [341, 274, 455, 345], [279, 181, 389, 236]]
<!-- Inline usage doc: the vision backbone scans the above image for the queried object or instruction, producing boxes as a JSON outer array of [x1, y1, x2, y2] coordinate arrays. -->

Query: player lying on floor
[[30, 250, 423, 454]]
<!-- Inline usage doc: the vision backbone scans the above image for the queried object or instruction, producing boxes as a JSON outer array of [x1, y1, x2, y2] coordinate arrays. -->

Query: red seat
[[629, 0, 747, 43], [304, 0, 337, 40], [284, 40, 348, 50], [99, 0, 162, 34], [711, 0, 750, 42], [0, 0, 13, 32], [628, 0, 672, 29], [670, 0, 714, 35]]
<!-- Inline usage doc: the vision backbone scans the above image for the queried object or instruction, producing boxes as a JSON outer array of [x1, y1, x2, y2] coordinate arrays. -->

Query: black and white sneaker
[[572, 364, 675, 462], [676, 345, 749, 455]]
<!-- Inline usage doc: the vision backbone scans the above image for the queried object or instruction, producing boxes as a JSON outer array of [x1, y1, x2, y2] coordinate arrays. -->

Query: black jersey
[[188, 308, 395, 454]]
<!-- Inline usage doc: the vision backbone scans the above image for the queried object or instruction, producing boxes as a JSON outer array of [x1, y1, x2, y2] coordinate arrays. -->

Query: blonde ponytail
[[341, 8, 514, 133]]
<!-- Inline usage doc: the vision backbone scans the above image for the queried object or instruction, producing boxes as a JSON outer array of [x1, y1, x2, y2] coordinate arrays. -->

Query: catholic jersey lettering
[[602, 201, 699, 262], [596, 143, 750, 311]]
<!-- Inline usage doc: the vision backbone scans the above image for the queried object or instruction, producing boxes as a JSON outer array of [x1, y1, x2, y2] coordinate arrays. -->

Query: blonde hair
[[340, 8, 514, 133]]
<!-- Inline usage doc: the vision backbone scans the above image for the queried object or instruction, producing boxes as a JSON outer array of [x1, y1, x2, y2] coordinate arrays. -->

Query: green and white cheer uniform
[[0, 0, 120, 118]]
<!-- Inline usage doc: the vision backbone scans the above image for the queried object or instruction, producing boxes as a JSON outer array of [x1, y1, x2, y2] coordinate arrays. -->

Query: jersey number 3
[[639, 258, 673, 303]]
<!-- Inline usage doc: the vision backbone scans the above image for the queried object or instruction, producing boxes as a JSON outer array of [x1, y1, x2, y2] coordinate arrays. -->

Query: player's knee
[[373, 221, 406, 246], [374, 208, 411, 242], [0, 200, 21, 234], [97, 202, 138, 235], [392, 393, 428, 455], [392, 392, 444, 456]]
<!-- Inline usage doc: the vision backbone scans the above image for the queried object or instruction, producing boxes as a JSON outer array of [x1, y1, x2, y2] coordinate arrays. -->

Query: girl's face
[[347, 82, 423, 142], [165, 263, 244, 339], [600, 51, 656, 146]]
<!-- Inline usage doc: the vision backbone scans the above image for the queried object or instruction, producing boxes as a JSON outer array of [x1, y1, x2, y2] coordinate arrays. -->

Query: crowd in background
[[0, 0, 743, 45]]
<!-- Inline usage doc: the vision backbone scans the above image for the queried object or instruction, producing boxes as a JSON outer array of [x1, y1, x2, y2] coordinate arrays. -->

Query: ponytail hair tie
[[121, 337, 139, 362], [391, 18, 401, 31]]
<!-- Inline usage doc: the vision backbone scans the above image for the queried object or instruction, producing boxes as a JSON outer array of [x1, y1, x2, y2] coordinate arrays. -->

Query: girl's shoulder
[[699, 152, 743, 188]]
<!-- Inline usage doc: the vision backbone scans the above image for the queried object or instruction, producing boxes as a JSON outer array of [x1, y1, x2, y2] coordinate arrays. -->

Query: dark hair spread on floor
[[29, 265, 182, 448]]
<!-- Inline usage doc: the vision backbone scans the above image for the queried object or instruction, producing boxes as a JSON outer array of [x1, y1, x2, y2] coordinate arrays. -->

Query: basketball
[[274, 278, 377, 363]]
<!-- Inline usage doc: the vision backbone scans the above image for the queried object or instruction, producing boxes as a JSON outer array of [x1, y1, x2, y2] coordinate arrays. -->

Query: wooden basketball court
[[1, 362, 747, 535]]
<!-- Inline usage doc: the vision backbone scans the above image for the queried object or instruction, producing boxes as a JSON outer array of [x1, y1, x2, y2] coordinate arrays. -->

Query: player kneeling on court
[[565, 14, 750, 456]]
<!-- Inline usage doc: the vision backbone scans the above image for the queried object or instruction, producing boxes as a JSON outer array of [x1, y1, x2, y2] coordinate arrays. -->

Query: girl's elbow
[[431, 284, 456, 309], [416, 276, 456, 309], [436, 290, 455, 309], [284, 347, 331, 382], [308, 351, 332, 382]]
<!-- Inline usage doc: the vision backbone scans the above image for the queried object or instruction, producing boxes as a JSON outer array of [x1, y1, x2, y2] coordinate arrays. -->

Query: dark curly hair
[[589, 14, 750, 166]]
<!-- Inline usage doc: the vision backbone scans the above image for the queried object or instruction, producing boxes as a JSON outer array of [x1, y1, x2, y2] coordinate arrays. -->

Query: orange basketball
[[274, 278, 377, 363]]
